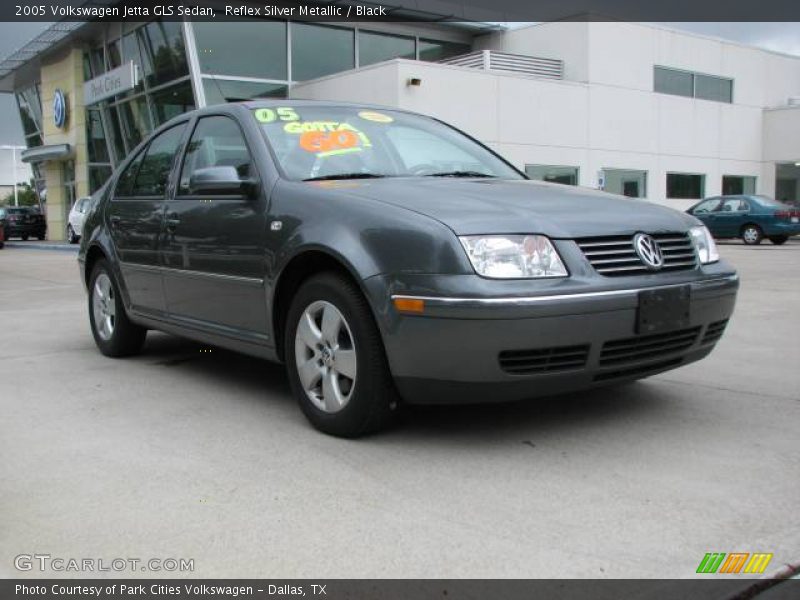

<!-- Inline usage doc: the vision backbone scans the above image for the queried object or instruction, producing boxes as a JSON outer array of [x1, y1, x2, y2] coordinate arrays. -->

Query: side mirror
[[188, 166, 257, 198]]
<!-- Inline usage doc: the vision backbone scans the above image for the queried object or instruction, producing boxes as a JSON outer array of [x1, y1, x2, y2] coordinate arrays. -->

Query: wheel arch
[[271, 247, 378, 363], [84, 243, 109, 289]]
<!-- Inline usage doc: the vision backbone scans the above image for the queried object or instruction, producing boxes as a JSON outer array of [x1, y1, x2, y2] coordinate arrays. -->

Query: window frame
[[112, 120, 190, 200], [666, 172, 706, 200], [175, 113, 260, 199], [654, 65, 734, 104]]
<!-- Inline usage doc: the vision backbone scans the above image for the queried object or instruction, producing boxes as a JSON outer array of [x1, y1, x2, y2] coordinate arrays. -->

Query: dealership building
[[0, 9, 799, 240]]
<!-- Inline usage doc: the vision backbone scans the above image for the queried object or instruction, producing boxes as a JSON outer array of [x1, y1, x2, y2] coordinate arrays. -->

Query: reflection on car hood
[[332, 178, 698, 237]]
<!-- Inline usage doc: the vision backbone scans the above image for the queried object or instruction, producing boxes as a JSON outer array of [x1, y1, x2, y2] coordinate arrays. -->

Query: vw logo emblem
[[633, 233, 664, 270], [53, 89, 67, 129]]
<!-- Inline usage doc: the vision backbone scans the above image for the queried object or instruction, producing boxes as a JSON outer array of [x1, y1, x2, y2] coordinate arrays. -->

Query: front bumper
[[365, 265, 738, 404]]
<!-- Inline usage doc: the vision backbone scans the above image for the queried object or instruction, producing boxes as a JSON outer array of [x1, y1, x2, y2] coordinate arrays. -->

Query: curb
[[2, 241, 79, 253]]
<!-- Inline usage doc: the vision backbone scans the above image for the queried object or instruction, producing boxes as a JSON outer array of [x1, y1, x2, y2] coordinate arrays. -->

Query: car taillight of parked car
[[775, 210, 800, 220]]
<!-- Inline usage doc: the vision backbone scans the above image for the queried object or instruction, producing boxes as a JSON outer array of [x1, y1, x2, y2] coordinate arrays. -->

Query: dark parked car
[[78, 101, 738, 437], [687, 195, 800, 245], [0, 210, 5, 249], [2, 206, 46, 240]]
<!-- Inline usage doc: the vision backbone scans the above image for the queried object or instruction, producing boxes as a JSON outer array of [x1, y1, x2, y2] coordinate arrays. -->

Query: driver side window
[[693, 198, 721, 214], [178, 116, 253, 195]]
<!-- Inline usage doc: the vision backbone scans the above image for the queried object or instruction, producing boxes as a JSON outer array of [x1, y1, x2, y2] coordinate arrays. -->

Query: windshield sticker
[[358, 110, 393, 123], [254, 107, 300, 123], [286, 121, 373, 156]]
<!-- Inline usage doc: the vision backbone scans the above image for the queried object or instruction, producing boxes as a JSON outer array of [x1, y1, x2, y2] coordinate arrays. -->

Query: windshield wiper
[[423, 171, 497, 178], [303, 173, 390, 182]]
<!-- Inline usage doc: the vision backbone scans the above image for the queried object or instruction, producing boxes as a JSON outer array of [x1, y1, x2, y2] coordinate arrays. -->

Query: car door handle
[[109, 215, 121, 228], [165, 213, 180, 231]]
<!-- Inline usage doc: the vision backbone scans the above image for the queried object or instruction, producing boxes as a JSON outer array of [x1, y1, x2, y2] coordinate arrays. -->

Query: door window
[[131, 123, 188, 196], [692, 198, 721, 214], [720, 198, 749, 213], [178, 116, 253, 194]]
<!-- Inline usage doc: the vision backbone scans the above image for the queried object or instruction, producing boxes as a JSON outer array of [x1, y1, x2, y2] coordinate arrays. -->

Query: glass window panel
[[105, 105, 127, 163], [16, 85, 42, 137], [722, 175, 756, 195], [150, 80, 195, 126], [667, 173, 705, 199], [121, 32, 145, 95], [132, 123, 188, 196], [107, 39, 122, 69], [291, 23, 354, 81], [86, 109, 110, 163], [90, 46, 105, 74], [82, 52, 93, 80], [203, 78, 286, 105], [89, 166, 113, 194], [654, 66, 693, 98], [695, 74, 732, 103], [116, 96, 153, 150], [418, 39, 470, 61], [140, 20, 189, 88], [194, 21, 287, 80], [525, 164, 579, 186], [178, 116, 253, 194], [603, 168, 647, 198], [358, 30, 415, 66], [115, 149, 145, 197]]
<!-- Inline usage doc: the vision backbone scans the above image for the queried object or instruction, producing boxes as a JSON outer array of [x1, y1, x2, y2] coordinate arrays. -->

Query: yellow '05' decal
[[254, 107, 300, 123]]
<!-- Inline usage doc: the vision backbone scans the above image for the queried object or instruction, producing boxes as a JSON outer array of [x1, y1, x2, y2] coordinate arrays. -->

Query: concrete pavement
[[0, 242, 798, 579]]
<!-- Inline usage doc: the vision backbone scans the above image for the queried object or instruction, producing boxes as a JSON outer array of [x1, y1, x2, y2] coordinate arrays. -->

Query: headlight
[[689, 225, 719, 264], [459, 235, 568, 278]]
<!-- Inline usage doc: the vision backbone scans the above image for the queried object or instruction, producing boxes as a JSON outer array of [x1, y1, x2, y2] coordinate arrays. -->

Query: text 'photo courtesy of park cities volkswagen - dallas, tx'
[[77, 100, 738, 438]]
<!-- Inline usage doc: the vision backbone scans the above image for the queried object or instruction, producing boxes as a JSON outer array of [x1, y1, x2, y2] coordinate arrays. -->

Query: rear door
[[160, 114, 268, 339], [714, 197, 749, 237], [106, 122, 189, 316]]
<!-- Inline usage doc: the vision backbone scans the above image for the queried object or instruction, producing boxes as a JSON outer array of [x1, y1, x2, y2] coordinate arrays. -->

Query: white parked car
[[67, 197, 92, 244]]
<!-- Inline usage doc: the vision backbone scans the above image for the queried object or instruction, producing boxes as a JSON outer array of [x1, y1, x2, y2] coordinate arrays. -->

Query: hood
[[321, 178, 698, 238]]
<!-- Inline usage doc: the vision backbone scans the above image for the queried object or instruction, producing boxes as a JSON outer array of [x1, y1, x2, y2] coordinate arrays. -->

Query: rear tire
[[284, 272, 399, 437], [741, 224, 763, 245], [88, 259, 146, 357], [21, 234, 29, 241], [769, 235, 788, 245]]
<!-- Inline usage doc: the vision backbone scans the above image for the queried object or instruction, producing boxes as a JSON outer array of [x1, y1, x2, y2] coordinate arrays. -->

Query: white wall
[[290, 22, 800, 211]]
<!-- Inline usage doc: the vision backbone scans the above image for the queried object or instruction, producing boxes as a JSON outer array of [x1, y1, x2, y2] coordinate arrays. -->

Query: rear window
[[752, 195, 791, 208]]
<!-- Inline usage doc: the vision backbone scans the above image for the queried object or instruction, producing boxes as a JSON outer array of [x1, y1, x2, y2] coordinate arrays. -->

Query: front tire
[[285, 272, 398, 437], [21, 233, 29, 241], [741, 224, 763, 245], [88, 260, 146, 357], [67, 225, 78, 244], [769, 235, 788, 245]]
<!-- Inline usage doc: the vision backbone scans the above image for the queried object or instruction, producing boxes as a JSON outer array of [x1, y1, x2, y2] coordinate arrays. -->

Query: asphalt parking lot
[[1, 241, 798, 579]]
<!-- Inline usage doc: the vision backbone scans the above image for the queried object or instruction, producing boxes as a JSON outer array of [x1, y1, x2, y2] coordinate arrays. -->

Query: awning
[[21, 144, 71, 163]]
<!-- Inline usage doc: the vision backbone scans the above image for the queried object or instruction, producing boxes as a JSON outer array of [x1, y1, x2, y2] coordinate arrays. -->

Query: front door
[[106, 122, 188, 315], [160, 114, 268, 339]]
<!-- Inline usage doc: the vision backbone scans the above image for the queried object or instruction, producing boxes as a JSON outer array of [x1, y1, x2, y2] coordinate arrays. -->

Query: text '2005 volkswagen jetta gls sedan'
[[78, 101, 738, 437]]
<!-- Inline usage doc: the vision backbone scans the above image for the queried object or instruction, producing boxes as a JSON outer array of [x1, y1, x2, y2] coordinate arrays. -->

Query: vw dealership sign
[[53, 89, 67, 128], [84, 61, 138, 105]]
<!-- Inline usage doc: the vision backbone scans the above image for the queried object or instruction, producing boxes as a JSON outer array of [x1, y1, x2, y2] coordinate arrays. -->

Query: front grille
[[499, 344, 590, 375], [576, 232, 697, 276], [598, 326, 701, 367], [702, 319, 729, 345]]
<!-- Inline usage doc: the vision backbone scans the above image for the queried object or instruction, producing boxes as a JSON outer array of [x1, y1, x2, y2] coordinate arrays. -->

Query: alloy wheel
[[294, 300, 357, 413], [92, 273, 116, 341]]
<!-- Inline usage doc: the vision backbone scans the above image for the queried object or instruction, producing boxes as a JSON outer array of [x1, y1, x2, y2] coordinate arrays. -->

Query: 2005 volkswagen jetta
[[78, 101, 738, 437]]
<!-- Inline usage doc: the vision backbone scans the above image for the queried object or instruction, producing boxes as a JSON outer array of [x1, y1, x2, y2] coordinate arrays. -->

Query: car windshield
[[7, 208, 27, 214], [253, 105, 523, 182]]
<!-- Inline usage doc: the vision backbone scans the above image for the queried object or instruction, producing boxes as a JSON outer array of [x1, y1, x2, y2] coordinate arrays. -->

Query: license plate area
[[637, 285, 690, 334]]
